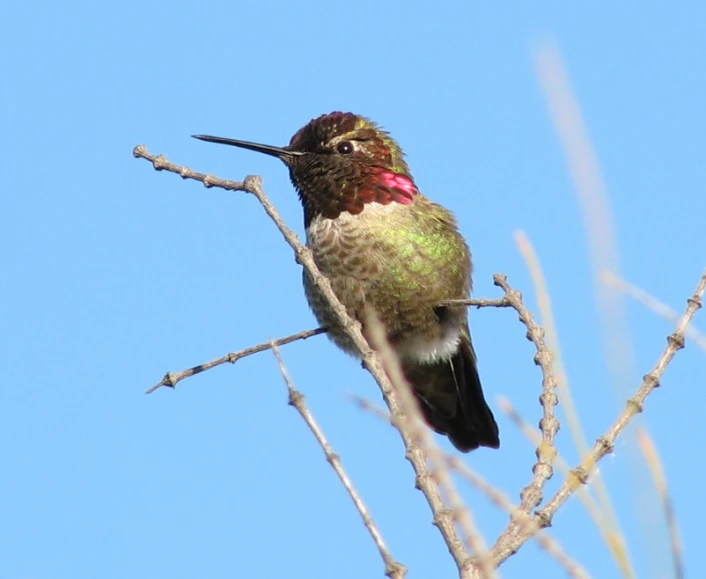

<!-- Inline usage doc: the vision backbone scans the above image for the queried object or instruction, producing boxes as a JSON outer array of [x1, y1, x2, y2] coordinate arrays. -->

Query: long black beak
[[192, 134, 304, 159]]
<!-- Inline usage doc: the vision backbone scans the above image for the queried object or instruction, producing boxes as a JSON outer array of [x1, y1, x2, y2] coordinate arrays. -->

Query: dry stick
[[363, 313, 495, 579], [602, 270, 706, 352], [145, 328, 326, 394], [447, 457, 591, 579], [146, 297, 510, 395], [514, 231, 588, 458], [488, 275, 560, 555], [498, 396, 603, 527], [133, 146, 471, 573], [350, 394, 590, 579], [497, 396, 605, 532], [491, 271, 706, 565], [515, 230, 630, 572], [270, 343, 407, 579], [637, 428, 684, 579]]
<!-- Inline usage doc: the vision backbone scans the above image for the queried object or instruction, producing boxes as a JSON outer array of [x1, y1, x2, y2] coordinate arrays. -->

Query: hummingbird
[[193, 112, 499, 452]]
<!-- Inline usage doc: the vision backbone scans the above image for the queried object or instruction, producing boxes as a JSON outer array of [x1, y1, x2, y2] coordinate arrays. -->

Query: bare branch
[[492, 271, 706, 565], [351, 393, 590, 578], [448, 457, 591, 579], [363, 313, 494, 579], [134, 145, 470, 573], [145, 328, 326, 394], [515, 231, 631, 572], [271, 343, 407, 579], [497, 396, 605, 531], [537, 272, 705, 518], [489, 273, 559, 552], [143, 297, 512, 396], [534, 45, 638, 576]]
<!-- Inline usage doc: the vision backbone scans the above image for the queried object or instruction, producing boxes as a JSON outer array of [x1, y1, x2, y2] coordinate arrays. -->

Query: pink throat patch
[[380, 171, 418, 204]]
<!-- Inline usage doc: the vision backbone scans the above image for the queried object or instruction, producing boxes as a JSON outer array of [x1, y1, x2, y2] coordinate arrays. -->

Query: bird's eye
[[336, 141, 354, 154]]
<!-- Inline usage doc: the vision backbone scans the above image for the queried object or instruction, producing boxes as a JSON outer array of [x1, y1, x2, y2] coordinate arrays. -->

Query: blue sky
[[2, 2, 705, 578]]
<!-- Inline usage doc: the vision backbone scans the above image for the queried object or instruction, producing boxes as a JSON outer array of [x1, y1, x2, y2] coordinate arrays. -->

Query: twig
[[489, 274, 559, 553], [363, 313, 494, 579], [350, 393, 590, 579], [637, 428, 684, 579], [145, 328, 326, 394], [497, 396, 605, 530], [536, 272, 705, 518], [271, 343, 407, 579], [134, 145, 470, 573], [515, 231, 631, 572], [536, 44, 638, 578], [448, 457, 591, 579], [492, 271, 706, 565]]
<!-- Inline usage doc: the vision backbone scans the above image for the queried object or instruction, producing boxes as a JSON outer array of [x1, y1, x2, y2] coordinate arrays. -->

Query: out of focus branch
[[602, 270, 706, 352], [637, 428, 684, 579], [271, 342, 407, 579]]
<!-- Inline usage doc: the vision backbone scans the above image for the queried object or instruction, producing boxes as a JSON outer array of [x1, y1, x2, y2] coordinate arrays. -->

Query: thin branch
[[363, 313, 494, 579], [537, 271, 705, 518], [134, 145, 470, 573], [497, 396, 605, 531], [492, 270, 706, 565], [637, 428, 684, 579], [448, 457, 591, 579], [350, 393, 590, 579], [145, 327, 326, 394], [515, 230, 631, 573], [515, 230, 589, 456], [489, 274, 559, 554], [271, 343, 407, 579]]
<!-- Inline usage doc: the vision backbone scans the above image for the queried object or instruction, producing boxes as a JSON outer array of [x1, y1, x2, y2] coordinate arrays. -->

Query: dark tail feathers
[[403, 338, 499, 452]]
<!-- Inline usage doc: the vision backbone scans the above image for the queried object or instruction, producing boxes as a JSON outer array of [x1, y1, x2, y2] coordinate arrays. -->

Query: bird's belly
[[303, 269, 366, 357], [304, 218, 462, 362]]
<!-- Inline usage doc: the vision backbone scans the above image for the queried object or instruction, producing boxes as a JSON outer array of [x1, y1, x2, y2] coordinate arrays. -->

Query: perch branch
[[448, 457, 591, 579], [134, 145, 472, 573], [488, 273, 560, 555], [515, 230, 630, 573], [364, 313, 495, 578]]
